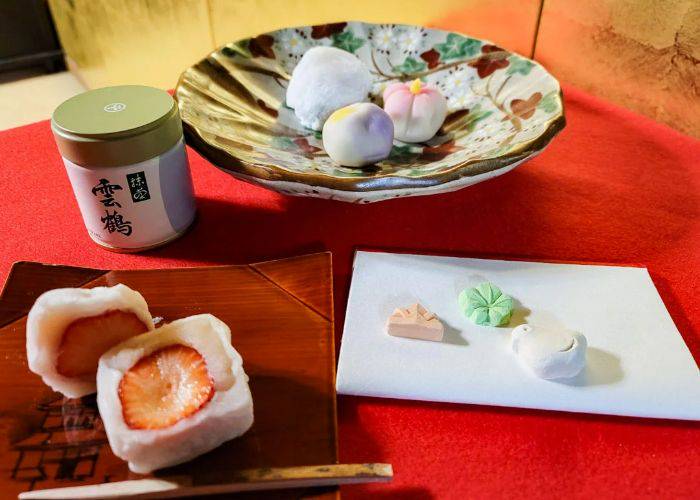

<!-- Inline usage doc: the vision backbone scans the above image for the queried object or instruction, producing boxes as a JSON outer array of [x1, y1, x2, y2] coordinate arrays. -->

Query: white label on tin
[[63, 139, 196, 250], [104, 102, 126, 112]]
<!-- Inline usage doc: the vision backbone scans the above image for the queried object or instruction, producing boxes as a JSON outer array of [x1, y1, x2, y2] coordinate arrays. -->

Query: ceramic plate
[[175, 21, 565, 203]]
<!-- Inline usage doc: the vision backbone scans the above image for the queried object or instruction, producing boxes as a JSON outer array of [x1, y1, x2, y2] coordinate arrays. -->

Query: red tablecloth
[[1, 85, 699, 498]]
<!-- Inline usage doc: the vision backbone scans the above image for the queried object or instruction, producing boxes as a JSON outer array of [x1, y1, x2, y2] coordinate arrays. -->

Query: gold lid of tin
[[52, 85, 183, 167]]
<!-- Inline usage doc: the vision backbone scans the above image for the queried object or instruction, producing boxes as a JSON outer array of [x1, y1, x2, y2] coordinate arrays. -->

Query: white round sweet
[[322, 103, 394, 167], [511, 324, 587, 380], [286, 46, 372, 130]]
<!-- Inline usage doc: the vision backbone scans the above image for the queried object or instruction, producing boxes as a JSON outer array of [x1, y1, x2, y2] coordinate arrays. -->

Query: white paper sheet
[[336, 251, 700, 420]]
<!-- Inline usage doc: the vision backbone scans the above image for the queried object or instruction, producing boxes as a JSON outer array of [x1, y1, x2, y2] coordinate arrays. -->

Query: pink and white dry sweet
[[383, 79, 447, 143], [287, 46, 372, 130], [97, 314, 254, 473], [26, 284, 154, 398], [322, 103, 394, 167], [386, 303, 444, 342]]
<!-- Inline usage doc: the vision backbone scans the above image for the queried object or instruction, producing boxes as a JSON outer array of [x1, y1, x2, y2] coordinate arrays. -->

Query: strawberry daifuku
[[26, 284, 153, 398], [97, 314, 254, 473]]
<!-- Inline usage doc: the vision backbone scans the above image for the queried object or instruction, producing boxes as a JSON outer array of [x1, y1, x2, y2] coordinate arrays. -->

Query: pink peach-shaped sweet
[[383, 79, 447, 143]]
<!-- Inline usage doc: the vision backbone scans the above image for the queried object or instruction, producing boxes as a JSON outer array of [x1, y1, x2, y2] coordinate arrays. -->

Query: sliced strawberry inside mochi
[[56, 310, 150, 378], [118, 344, 215, 430]]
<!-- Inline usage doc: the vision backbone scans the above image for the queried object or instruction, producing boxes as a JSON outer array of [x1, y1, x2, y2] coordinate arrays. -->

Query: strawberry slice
[[56, 310, 149, 378], [118, 345, 214, 430]]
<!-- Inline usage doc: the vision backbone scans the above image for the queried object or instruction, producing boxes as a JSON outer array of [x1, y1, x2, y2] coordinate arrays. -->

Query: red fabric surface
[[1, 85, 699, 498]]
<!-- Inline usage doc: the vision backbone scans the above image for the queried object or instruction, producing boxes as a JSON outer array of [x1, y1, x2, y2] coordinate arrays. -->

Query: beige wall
[[209, 0, 467, 46], [535, 0, 699, 138], [48, 0, 467, 89], [48, 0, 700, 137], [48, 0, 213, 90], [428, 0, 542, 57]]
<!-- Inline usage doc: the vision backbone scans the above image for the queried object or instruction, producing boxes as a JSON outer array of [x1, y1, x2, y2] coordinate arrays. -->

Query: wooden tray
[[0, 253, 338, 499]]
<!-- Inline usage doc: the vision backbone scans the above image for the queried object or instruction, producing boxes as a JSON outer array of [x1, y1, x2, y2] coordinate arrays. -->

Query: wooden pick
[[18, 463, 393, 499]]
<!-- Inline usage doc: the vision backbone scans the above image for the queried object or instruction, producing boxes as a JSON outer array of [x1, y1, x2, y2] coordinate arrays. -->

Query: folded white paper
[[336, 251, 700, 420]]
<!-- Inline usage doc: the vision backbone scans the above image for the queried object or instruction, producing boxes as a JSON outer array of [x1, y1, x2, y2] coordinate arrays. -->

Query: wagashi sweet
[[383, 78, 447, 143], [458, 282, 513, 327], [511, 324, 587, 379], [26, 285, 153, 398], [386, 303, 444, 341], [322, 102, 394, 166], [97, 314, 254, 473], [287, 46, 372, 130]]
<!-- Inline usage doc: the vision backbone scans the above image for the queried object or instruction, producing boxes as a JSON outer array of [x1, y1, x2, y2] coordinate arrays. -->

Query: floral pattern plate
[[175, 21, 565, 203]]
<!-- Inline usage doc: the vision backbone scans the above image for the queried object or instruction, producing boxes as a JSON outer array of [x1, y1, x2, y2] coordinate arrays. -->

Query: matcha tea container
[[52, 85, 196, 252]]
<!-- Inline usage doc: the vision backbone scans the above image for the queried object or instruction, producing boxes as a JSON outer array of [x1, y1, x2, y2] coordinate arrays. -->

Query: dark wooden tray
[[0, 253, 337, 499]]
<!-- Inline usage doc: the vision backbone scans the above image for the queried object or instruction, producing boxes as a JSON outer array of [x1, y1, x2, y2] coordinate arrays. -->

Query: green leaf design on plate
[[506, 56, 534, 76], [538, 91, 560, 113], [270, 136, 295, 150], [331, 30, 365, 53], [389, 144, 419, 160], [458, 282, 514, 327], [465, 104, 494, 132], [393, 56, 427, 74], [221, 41, 252, 59], [331, 168, 370, 177], [408, 168, 429, 176], [435, 34, 481, 61]]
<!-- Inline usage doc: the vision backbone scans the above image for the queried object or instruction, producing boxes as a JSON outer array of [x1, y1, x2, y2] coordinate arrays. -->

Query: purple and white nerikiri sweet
[[322, 103, 394, 167]]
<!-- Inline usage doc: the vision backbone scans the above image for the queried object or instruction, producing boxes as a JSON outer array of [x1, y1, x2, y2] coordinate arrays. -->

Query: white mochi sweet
[[511, 324, 587, 380], [286, 46, 372, 130], [26, 285, 153, 398], [97, 314, 254, 474]]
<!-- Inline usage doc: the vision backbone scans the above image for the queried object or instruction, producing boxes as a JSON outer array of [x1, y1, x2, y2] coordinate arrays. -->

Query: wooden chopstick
[[19, 463, 393, 499]]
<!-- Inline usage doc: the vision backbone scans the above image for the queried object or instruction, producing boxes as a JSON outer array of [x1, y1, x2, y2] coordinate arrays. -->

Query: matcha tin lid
[[52, 85, 183, 168], [53, 85, 196, 252]]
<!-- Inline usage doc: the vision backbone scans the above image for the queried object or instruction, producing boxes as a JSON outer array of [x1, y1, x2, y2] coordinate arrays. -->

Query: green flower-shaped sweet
[[459, 282, 513, 327]]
